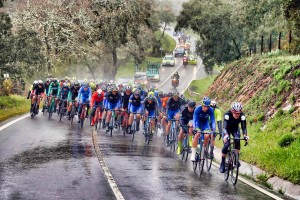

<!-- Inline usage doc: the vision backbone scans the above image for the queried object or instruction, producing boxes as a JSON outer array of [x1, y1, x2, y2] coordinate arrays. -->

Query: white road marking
[[157, 60, 183, 88], [0, 114, 29, 132], [92, 130, 125, 200], [211, 162, 283, 200]]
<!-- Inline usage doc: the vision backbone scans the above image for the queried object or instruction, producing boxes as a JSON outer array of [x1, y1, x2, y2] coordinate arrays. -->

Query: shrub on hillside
[[293, 69, 300, 77], [2, 79, 13, 96], [278, 133, 295, 147]]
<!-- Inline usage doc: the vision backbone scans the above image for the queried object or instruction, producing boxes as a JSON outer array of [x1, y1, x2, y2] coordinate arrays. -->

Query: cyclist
[[128, 89, 144, 132], [89, 79, 97, 92], [57, 83, 70, 115], [104, 86, 121, 129], [219, 102, 249, 173], [171, 72, 180, 80], [210, 100, 223, 139], [143, 94, 159, 134], [77, 83, 92, 123], [191, 97, 216, 161], [30, 80, 45, 114], [177, 100, 196, 155], [47, 78, 60, 113], [164, 91, 183, 146], [90, 89, 105, 126], [67, 81, 80, 119], [120, 85, 132, 129], [27, 80, 38, 99]]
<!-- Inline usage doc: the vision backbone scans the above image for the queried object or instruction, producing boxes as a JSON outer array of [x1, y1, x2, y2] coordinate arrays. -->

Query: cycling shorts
[[81, 98, 89, 104], [108, 102, 118, 110], [130, 105, 143, 113], [146, 110, 155, 117], [167, 109, 180, 120], [195, 120, 210, 132], [93, 101, 103, 109]]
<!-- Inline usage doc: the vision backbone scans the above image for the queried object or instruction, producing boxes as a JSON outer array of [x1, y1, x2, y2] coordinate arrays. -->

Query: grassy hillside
[[0, 95, 30, 122], [206, 55, 300, 184]]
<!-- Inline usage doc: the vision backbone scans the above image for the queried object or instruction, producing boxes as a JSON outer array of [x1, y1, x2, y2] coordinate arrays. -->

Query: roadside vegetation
[[0, 95, 30, 122], [200, 55, 300, 184]]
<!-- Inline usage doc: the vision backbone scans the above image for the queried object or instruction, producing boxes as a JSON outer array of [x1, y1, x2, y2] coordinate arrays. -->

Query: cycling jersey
[[180, 106, 194, 125], [223, 110, 247, 135], [121, 92, 132, 109], [106, 91, 121, 109], [193, 106, 216, 131], [68, 85, 80, 100], [129, 95, 143, 113], [32, 85, 45, 96], [167, 97, 182, 111], [77, 87, 92, 103], [91, 91, 105, 107], [214, 106, 222, 121], [58, 86, 69, 100], [48, 82, 60, 97], [44, 82, 50, 94]]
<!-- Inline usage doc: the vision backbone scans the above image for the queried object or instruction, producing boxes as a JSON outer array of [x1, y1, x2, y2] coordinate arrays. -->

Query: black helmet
[[188, 101, 196, 108]]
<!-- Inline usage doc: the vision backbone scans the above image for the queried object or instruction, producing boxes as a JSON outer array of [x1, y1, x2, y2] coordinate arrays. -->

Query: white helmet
[[211, 100, 216, 107], [97, 89, 102, 95], [231, 102, 242, 112]]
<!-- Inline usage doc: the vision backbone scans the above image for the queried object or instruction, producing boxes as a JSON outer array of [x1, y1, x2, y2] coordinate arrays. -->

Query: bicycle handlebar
[[227, 137, 248, 146]]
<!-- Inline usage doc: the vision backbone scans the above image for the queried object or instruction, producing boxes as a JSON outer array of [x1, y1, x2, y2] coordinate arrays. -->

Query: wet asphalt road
[[0, 28, 274, 200]]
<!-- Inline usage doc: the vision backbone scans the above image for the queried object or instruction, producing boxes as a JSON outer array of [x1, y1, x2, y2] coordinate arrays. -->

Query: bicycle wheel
[[110, 117, 114, 137], [181, 138, 186, 161], [171, 129, 176, 153], [206, 140, 213, 172], [231, 152, 239, 185], [80, 111, 85, 128], [193, 153, 199, 172], [184, 138, 190, 163], [224, 152, 231, 181], [59, 106, 63, 122], [131, 121, 136, 141], [198, 144, 205, 175]]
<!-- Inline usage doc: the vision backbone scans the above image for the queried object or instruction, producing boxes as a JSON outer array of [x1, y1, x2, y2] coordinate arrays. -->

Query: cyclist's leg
[[188, 120, 193, 147], [177, 127, 184, 155], [190, 132, 201, 161], [143, 110, 149, 131], [78, 102, 83, 122], [219, 132, 232, 173], [234, 130, 241, 167], [166, 110, 176, 136]]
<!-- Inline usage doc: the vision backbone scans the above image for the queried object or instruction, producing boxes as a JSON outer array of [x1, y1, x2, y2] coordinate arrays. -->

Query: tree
[[92, 0, 154, 80]]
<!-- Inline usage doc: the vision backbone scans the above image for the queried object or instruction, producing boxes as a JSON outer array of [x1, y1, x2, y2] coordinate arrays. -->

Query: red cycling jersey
[[91, 91, 105, 107]]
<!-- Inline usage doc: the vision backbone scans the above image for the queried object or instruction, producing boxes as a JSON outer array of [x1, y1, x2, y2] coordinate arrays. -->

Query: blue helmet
[[202, 96, 211, 106]]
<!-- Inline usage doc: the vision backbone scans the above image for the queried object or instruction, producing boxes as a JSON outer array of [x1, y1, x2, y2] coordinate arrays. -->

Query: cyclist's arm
[[223, 114, 230, 137], [193, 106, 200, 131], [56, 87, 61, 98], [88, 88, 92, 101], [77, 88, 82, 102], [241, 114, 247, 136]]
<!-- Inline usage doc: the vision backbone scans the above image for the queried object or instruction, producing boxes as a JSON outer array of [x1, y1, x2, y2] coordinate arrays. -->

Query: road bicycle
[[130, 112, 140, 141], [121, 110, 130, 137], [58, 99, 67, 122], [180, 125, 192, 163], [166, 119, 179, 152], [69, 100, 76, 125], [93, 104, 103, 131], [106, 109, 119, 137], [79, 102, 89, 128], [224, 137, 248, 185], [144, 116, 156, 144], [48, 95, 56, 120], [192, 131, 212, 175]]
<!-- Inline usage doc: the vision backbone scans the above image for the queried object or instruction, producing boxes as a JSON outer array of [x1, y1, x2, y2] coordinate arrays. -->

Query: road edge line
[[92, 130, 125, 200], [0, 114, 29, 132], [211, 161, 283, 200]]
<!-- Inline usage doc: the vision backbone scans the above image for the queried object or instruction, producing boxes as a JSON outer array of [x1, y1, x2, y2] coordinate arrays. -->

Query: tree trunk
[[254, 42, 257, 54], [43, 25, 51, 74], [158, 23, 167, 42], [111, 48, 118, 80], [231, 37, 241, 59], [278, 32, 282, 50], [289, 30, 292, 53], [269, 34, 272, 52], [86, 63, 95, 79], [261, 36, 264, 55]]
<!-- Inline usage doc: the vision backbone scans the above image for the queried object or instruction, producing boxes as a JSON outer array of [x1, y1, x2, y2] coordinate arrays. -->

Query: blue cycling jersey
[[77, 87, 92, 102], [193, 106, 216, 131]]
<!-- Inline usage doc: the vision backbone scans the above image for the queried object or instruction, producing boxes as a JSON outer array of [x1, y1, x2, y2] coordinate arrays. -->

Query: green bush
[[257, 114, 265, 121], [293, 69, 300, 77], [278, 133, 295, 147], [275, 108, 284, 117], [275, 101, 282, 108], [2, 79, 13, 96], [289, 94, 296, 104]]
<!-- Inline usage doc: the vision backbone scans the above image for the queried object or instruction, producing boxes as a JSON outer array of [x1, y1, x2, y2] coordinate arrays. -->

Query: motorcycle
[[183, 56, 188, 67], [171, 78, 179, 89]]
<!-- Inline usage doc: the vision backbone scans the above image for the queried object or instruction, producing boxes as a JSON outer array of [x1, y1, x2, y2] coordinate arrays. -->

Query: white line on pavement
[[92, 130, 125, 200], [157, 61, 183, 88], [0, 114, 29, 132], [211, 162, 283, 200]]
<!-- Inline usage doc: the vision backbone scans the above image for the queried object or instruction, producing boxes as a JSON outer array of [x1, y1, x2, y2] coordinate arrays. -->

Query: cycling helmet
[[134, 89, 141, 95], [125, 85, 132, 91], [46, 78, 51, 82], [72, 77, 76, 81], [112, 86, 118, 92], [148, 95, 155, 101], [83, 83, 89, 88], [97, 89, 102, 95], [188, 100, 196, 108], [202, 96, 211, 106], [74, 81, 80, 86], [62, 83, 68, 88], [33, 80, 38, 85], [231, 102, 242, 112], [101, 85, 107, 91], [53, 78, 58, 83], [38, 80, 43, 85], [90, 79, 95, 83], [211, 100, 216, 107]]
